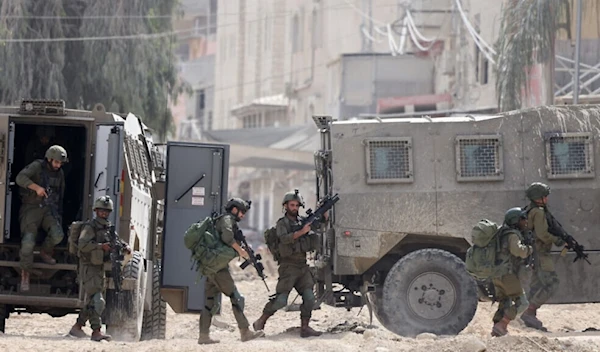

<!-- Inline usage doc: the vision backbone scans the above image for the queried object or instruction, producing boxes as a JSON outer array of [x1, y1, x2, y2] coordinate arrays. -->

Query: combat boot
[[520, 304, 547, 332], [198, 332, 219, 344], [252, 312, 271, 331], [300, 317, 322, 338], [240, 327, 265, 342], [40, 250, 57, 265], [69, 323, 88, 338], [491, 316, 510, 337], [91, 328, 111, 342]]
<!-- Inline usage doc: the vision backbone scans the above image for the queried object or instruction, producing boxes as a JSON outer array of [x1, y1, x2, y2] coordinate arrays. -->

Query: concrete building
[[170, 0, 217, 140]]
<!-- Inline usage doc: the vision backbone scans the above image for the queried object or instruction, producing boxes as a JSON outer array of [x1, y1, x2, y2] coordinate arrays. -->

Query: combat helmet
[[282, 189, 304, 207], [45, 145, 69, 163], [525, 182, 550, 201], [226, 198, 251, 213], [504, 207, 527, 226], [93, 195, 113, 211]]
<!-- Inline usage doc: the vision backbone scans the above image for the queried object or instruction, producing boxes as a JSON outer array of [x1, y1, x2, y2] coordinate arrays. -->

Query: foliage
[[0, 0, 187, 140]]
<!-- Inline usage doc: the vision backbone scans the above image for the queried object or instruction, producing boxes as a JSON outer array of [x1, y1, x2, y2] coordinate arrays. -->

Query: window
[[196, 90, 205, 111], [545, 132, 594, 179], [365, 138, 413, 184], [242, 114, 261, 129], [473, 14, 488, 85], [455, 135, 503, 181]]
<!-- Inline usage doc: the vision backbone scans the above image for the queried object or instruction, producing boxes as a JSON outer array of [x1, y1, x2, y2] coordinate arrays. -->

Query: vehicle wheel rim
[[406, 271, 456, 320]]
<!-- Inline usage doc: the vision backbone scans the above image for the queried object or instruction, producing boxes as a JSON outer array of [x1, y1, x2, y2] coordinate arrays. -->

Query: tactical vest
[[19, 159, 64, 205], [495, 227, 524, 276], [277, 215, 319, 264], [78, 218, 111, 266]]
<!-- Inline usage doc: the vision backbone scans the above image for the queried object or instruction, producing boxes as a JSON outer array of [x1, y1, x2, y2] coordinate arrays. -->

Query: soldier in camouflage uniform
[[520, 182, 565, 331], [253, 190, 328, 338], [15, 145, 68, 291], [490, 207, 533, 337], [69, 196, 130, 341], [198, 198, 265, 345]]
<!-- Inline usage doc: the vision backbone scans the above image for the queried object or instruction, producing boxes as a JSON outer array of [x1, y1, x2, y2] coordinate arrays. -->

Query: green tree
[[494, 0, 578, 112], [0, 0, 187, 140]]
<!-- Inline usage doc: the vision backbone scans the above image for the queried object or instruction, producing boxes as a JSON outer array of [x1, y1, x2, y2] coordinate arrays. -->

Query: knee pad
[[271, 293, 289, 310], [48, 226, 64, 244], [230, 290, 245, 312], [516, 292, 529, 315], [20, 233, 36, 252], [301, 288, 315, 305], [92, 293, 106, 315]]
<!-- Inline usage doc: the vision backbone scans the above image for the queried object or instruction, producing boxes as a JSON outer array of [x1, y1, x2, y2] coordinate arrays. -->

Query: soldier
[[68, 196, 130, 341], [253, 190, 327, 338], [520, 182, 565, 331], [198, 198, 265, 345], [24, 125, 55, 165], [490, 207, 533, 337], [16, 145, 68, 291]]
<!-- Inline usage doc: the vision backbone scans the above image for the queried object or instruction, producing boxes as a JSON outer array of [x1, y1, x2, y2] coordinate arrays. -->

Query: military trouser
[[76, 264, 106, 330], [262, 263, 316, 319], [19, 204, 64, 270], [528, 268, 559, 308], [199, 268, 249, 334], [492, 273, 524, 322]]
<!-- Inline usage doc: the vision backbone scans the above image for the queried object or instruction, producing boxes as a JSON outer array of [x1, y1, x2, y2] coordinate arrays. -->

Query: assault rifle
[[40, 167, 62, 228], [545, 211, 591, 265], [108, 225, 125, 293], [522, 230, 535, 268], [234, 229, 269, 292], [294, 193, 340, 233]]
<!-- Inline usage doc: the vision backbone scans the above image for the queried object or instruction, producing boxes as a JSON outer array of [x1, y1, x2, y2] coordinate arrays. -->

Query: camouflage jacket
[[16, 159, 64, 207], [276, 214, 326, 265]]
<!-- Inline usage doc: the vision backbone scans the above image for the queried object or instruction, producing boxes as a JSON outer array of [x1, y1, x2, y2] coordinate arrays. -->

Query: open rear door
[[1, 119, 12, 242], [93, 122, 124, 230], [160, 141, 229, 313]]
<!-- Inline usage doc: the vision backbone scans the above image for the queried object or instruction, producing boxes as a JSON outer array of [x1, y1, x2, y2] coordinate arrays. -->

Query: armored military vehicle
[[0, 99, 228, 341], [310, 105, 600, 337]]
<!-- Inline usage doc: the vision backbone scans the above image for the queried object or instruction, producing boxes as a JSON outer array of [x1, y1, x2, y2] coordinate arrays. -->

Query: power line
[[0, 3, 357, 43]]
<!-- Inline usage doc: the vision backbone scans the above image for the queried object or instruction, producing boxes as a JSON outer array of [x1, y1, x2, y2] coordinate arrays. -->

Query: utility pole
[[573, 0, 582, 104]]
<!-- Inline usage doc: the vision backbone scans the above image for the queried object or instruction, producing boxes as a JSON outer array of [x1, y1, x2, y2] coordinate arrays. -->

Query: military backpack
[[184, 215, 237, 276], [67, 220, 91, 255], [264, 225, 281, 262], [465, 219, 504, 280]]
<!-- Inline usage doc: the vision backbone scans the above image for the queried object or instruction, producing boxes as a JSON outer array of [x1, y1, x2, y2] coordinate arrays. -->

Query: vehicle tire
[[0, 304, 6, 333], [374, 248, 478, 337], [106, 251, 147, 342], [141, 261, 166, 340]]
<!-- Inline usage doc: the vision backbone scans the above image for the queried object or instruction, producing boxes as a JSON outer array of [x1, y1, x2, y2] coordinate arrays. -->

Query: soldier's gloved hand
[[124, 245, 132, 254], [101, 243, 111, 252]]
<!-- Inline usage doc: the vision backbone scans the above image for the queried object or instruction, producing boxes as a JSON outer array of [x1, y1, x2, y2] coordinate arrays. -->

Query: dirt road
[[2, 267, 600, 352]]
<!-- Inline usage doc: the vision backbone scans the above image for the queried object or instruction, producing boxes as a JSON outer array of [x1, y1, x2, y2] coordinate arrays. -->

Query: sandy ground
[[2, 259, 600, 352]]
